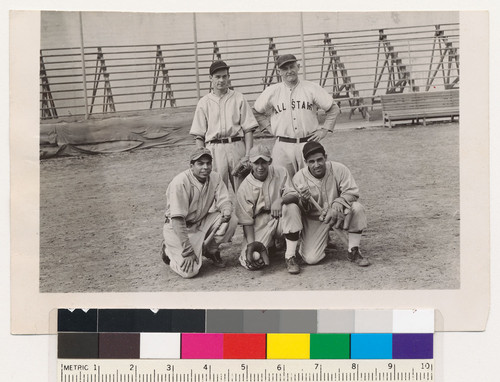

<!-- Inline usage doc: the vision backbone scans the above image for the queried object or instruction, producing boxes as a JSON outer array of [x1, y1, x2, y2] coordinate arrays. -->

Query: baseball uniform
[[190, 89, 258, 191], [253, 80, 340, 176], [236, 165, 302, 269], [163, 169, 237, 278], [293, 161, 367, 264]]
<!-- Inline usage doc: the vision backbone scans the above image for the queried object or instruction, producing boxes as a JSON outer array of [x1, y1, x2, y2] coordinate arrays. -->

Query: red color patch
[[223, 333, 266, 359]]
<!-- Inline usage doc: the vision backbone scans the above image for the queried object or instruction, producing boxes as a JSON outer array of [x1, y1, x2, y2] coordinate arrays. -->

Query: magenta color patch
[[181, 333, 224, 359]]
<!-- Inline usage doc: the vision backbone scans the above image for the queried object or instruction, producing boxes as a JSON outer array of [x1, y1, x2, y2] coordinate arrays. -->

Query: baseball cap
[[190, 147, 212, 162], [209, 60, 230, 76], [302, 141, 326, 160], [248, 144, 272, 163], [277, 54, 298, 68]]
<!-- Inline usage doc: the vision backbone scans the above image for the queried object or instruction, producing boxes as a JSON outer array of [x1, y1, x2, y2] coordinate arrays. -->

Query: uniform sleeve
[[239, 95, 259, 133], [168, 177, 190, 218], [189, 99, 208, 138], [280, 168, 299, 198], [322, 102, 341, 132], [252, 86, 272, 113], [313, 83, 335, 112], [235, 181, 256, 226], [336, 164, 360, 204], [213, 174, 233, 214]]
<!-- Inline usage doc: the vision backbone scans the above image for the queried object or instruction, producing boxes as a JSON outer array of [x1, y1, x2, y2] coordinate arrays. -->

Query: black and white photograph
[[38, 11, 461, 292], [9, 9, 489, 334]]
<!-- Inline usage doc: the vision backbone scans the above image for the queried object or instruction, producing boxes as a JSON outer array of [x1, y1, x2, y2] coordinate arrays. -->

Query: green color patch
[[310, 333, 350, 359]]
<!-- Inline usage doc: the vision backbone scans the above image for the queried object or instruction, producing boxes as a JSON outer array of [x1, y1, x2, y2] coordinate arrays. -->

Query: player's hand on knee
[[271, 198, 283, 219], [326, 202, 344, 228], [181, 251, 198, 273]]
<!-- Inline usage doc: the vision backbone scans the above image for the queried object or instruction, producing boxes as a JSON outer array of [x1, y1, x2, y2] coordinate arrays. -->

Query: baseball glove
[[245, 241, 270, 270], [231, 157, 252, 178]]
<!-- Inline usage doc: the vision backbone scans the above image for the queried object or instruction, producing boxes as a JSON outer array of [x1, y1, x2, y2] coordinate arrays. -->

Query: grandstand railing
[[40, 23, 459, 120]]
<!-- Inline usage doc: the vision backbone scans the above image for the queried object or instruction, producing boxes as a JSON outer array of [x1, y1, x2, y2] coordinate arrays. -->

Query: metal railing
[[40, 23, 459, 119]]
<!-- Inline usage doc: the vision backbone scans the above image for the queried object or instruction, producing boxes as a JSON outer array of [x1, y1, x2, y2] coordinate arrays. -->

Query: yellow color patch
[[267, 334, 310, 359]]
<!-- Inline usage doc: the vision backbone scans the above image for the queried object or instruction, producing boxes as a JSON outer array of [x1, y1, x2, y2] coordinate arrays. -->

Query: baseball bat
[[203, 218, 224, 246]]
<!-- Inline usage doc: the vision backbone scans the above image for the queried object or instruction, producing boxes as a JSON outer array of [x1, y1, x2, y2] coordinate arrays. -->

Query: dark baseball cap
[[302, 141, 326, 160], [190, 147, 212, 162], [209, 60, 230, 76], [277, 54, 298, 68]]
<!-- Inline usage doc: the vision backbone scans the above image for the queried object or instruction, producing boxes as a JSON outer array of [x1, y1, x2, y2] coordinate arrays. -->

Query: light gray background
[[2, 1, 499, 382]]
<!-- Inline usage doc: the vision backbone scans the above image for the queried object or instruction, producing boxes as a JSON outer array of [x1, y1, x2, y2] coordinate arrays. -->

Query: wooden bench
[[381, 90, 459, 128]]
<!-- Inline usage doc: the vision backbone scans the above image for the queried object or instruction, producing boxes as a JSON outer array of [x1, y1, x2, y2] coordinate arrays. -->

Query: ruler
[[58, 359, 434, 382]]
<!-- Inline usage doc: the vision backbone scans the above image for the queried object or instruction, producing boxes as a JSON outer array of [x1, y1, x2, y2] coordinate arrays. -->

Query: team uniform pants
[[207, 140, 246, 193], [163, 212, 237, 278], [271, 140, 309, 177], [239, 203, 303, 269], [299, 202, 368, 264]]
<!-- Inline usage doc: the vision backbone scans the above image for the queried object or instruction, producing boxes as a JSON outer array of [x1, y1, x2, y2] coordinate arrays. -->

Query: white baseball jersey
[[253, 80, 335, 138], [235, 165, 298, 225], [165, 169, 232, 224], [190, 89, 258, 141]]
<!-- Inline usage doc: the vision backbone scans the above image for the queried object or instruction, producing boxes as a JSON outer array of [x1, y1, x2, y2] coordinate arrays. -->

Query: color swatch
[[57, 309, 433, 360]]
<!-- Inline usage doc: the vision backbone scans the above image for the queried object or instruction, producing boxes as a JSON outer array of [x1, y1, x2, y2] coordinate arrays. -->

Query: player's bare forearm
[[194, 136, 206, 148], [243, 224, 256, 244], [244, 130, 254, 156], [323, 102, 341, 131], [253, 109, 271, 133]]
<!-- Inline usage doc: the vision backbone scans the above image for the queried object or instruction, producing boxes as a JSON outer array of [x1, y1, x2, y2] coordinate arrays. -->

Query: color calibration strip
[[58, 309, 433, 360]]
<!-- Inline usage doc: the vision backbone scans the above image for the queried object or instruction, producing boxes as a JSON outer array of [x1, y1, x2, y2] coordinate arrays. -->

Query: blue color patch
[[351, 333, 393, 359]]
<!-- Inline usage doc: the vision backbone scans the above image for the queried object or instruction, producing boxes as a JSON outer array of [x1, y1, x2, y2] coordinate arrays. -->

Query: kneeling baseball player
[[235, 144, 303, 274], [293, 141, 370, 266], [161, 147, 237, 278]]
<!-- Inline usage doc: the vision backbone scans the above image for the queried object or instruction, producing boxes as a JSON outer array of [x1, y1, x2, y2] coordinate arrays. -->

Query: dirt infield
[[39, 122, 459, 292]]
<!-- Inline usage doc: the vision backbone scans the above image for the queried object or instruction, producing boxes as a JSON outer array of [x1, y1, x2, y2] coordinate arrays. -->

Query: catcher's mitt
[[231, 157, 252, 178], [245, 241, 270, 270]]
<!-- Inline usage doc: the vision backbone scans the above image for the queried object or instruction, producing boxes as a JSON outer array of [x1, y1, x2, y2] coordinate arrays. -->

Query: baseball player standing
[[253, 54, 341, 177], [235, 144, 303, 274], [190, 60, 259, 192], [161, 147, 238, 278], [293, 141, 370, 266]]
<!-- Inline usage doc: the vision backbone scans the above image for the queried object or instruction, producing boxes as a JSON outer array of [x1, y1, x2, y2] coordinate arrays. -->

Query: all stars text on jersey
[[272, 100, 314, 114]]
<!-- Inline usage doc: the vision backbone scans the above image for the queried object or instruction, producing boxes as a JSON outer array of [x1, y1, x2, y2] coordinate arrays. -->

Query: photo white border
[[10, 9, 489, 334]]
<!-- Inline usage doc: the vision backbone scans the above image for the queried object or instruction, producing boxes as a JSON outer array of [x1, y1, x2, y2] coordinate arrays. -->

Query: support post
[[79, 12, 89, 120], [193, 13, 201, 100], [300, 13, 307, 80]]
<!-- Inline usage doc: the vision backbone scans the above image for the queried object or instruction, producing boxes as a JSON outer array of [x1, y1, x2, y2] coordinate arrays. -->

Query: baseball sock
[[285, 239, 298, 259], [348, 233, 362, 252]]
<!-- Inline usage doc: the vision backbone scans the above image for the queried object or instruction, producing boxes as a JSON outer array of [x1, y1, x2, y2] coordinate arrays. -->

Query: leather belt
[[277, 135, 312, 143], [208, 136, 243, 144], [165, 217, 195, 228]]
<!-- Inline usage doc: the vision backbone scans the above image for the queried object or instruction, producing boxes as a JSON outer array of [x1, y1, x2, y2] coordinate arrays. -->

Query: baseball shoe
[[286, 256, 300, 274], [204, 250, 226, 268], [347, 247, 370, 267], [160, 240, 170, 265]]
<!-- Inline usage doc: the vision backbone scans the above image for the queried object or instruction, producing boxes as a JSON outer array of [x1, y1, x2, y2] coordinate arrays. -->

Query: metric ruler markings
[[58, 361, 433, 382]]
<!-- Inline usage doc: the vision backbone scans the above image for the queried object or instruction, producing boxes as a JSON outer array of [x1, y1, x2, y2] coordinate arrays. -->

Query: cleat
[[347, 247, 370, 267], [286, 256, 300, 274]]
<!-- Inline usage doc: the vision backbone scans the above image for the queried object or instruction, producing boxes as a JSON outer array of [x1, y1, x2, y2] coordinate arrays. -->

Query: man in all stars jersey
[[190, 60, 258, 192], [253, 54, 341, 177]]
